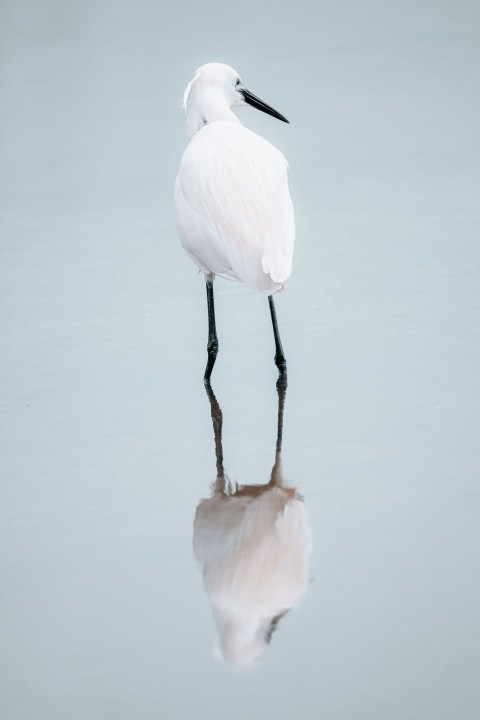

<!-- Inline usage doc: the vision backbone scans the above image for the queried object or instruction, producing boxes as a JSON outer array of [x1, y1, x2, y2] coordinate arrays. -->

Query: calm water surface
[[1, 1, 479, 718]]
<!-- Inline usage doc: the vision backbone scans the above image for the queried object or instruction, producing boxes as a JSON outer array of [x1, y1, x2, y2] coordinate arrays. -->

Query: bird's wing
[[176, 122, 294, 292], [175, 172, 241, 282]]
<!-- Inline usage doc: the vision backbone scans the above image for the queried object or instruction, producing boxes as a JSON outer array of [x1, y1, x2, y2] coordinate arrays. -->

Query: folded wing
[[175, 122, 295, 293]]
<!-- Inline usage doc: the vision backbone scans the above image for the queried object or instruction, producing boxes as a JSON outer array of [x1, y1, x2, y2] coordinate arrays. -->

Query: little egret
[[174, 63, 294, 380]]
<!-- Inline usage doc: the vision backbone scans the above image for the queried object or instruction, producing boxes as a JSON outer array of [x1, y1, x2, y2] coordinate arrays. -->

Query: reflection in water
[[193, 379, 312, 665]]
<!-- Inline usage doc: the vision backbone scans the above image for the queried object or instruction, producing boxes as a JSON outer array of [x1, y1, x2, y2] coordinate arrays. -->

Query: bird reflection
[[193, 377, 312, 665]]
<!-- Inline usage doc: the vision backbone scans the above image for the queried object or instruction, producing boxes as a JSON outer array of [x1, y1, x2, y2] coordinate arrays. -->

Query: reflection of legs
[[275, 379, 287, 457], [270, 373, 287, 486], [204, 279, 218, 381], [204, 380, 225, 490], [268, 295, 287, 375]]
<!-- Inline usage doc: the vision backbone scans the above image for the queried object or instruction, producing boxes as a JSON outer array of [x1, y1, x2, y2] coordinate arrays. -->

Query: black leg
[[268, 295, 287, 377], [204, 280, 218, 381]]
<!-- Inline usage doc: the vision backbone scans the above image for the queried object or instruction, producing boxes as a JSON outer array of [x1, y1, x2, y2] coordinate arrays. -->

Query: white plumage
[[175, 63, 294, 295]]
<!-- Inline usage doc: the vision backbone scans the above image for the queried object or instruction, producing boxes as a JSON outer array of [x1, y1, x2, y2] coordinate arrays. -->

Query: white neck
[[185, 88, 240, 141]]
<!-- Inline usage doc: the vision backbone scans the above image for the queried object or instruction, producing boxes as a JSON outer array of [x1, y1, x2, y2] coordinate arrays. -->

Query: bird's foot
[[274, 352, 287, 375], [276, 369, 288, 391], [204, 337, 219, 381], [275, 350, 287, 389]]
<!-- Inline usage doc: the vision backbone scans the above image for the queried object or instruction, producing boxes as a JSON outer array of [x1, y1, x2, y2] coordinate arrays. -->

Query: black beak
[[241, 88, 289, 123]]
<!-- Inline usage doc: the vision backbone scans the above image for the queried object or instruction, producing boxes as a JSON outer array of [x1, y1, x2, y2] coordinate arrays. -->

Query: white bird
[[174, 62, 294, 381]]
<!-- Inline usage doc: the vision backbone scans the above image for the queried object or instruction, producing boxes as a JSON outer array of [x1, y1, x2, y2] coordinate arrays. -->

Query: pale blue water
[[1, 1, 479, 718]]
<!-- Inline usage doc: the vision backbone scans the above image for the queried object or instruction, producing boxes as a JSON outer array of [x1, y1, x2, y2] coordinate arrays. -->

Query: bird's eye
[[235, 78, 241, 87]]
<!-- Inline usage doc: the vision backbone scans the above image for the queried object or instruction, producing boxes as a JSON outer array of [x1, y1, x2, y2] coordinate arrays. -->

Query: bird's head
[[183, 62, 288, 138]]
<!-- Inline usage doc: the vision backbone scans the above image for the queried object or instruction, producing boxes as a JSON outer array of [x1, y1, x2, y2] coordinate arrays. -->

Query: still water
[[1, 0, 479, 718]]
